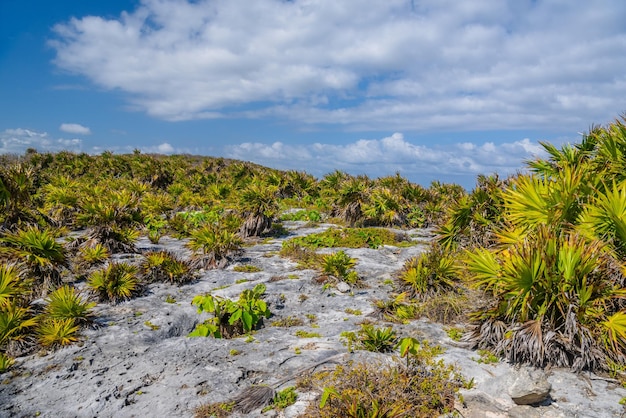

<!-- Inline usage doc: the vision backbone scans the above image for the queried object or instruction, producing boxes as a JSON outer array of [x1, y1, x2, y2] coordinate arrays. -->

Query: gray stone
[[508, 367, 552, 405], [335, 281, 351, 293]]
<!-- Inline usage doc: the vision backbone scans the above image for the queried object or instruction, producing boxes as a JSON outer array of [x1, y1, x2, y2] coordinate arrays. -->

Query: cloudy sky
[[1, 0, 625, 188]]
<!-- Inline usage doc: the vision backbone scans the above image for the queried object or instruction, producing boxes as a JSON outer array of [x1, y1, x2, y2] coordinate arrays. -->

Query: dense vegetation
[[1, 115, 626, 415]]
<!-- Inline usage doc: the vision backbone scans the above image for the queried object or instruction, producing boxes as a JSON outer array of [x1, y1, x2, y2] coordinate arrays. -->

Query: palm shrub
[[237, 181, 279, 238], [336, 176, 370, 226], [44, 285, 95, 324], [0, 226, 67, 296], [319, 250, 360, 286], [0, 301, 38, 357], [75, 243, 110, 271], [398, 244, 458, 300], [0, 352, 14, 373], [38, 176, 81, 228], [77, 189, 142, 253], [88, 263, 141, 303], [188, 225, 243, 269], [141, 251, 192, 285], [0, 264, 27, 307], [362, 187, 405, 226], [189, 283, 271, 338], [465, 225, 626, 370], [437, 174, 506, 251], [341, 323, 398, 353], [577, 181, 626, 259], [443, 117, 626, 372], [0, 163, 41, 229], [37, 318, 80, 348]]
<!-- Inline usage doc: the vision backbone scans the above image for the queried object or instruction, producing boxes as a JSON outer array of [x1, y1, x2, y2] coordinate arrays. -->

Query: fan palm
[[237, 181, 279, 238], [188, 225, 243, 269], [0, 163, 40, 229], [77, 189, 141, 253], [0, 226, 67, 296], [87, 263, 140, 303], [465, 225, 626, 370]]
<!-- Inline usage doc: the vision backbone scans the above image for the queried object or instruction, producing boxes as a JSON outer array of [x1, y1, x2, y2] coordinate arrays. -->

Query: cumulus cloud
[[140, 142, 177, 154], [60, 123, 91, 135], [0, 128, 82, 154], [49, 0, 626, 131], [226, 132, 551, 187]]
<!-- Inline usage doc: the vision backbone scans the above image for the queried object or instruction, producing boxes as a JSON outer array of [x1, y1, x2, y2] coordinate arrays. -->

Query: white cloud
[[60, 123, 92, 135], [0, 129, 82, 154], [226, 132, 551, 187], [140, 142, 177, 154], [49, 0, 626, 131]]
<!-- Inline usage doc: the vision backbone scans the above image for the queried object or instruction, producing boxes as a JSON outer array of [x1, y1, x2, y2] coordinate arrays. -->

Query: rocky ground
[[1, 221, 625, 417]]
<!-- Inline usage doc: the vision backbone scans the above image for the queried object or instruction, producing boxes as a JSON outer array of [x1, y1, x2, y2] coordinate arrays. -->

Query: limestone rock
[[336, 281, 351, 293], [508, 367, 552, 405]]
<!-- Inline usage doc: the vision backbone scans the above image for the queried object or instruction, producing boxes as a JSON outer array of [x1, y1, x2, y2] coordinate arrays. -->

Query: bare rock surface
[[1, 222, 625, 417]]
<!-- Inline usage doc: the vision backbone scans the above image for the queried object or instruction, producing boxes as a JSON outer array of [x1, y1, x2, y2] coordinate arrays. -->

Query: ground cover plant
[[300, 338, 464, 418]]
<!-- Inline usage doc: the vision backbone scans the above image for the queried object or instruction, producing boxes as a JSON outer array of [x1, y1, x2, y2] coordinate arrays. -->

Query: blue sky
[[1, 0, 625, 189]]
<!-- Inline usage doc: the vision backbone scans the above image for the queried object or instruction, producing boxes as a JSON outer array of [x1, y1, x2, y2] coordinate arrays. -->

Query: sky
[[1, 0, 625, 189]]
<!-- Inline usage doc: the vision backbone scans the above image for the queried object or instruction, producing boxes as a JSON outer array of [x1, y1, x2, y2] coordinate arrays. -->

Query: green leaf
[[319, 387, 339, 409], [241, 310, 253, 332], [229, 308, 242, 325]]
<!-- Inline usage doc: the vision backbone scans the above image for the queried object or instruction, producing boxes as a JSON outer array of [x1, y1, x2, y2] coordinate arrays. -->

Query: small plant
[[318, 250, 361, 286], [194, 401, 235, 418], [344, 308, 362, 315], [165, 295, 176, 304], [37, 318, 80, 347], [305, 314, 317, 324], [233, 265, 262, 273], [446, 327, 464, 342], [295, 330, 322, 338], [398, 244, 458, 300], [44, 285, 95, 324], [235, 279, 249, 284], [294, 347, 302, 354], [0, 352, 14, 373], [87, 262, 140, 303], [189, 284, 271, 338], [141, 251, 192, 285], [473, 349, 499, 364], [144, 321, 160, 331], [356, 324, 398, 353], [298, 294, 308, 303], [271, 316, 304, 327], [229, 349, 240, 356], [262, 386, 298, 412]]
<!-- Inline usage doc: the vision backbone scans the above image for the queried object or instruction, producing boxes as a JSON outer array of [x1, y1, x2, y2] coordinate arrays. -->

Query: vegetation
[[189, 283, 271, 338], [2, 114, 624, 380], [301, 339, 463, 417]]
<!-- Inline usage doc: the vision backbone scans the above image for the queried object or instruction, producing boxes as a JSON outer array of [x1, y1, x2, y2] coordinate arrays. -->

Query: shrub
[[301, 351, 462, 417], [341, 323, 397, 353], [398, 244, 458, 300], [141, 251, 192, 285], [37, 318, 79, 348], [189, 283, 271, 338], [87, 263, 140, 303], [44, 285, 95, 324]]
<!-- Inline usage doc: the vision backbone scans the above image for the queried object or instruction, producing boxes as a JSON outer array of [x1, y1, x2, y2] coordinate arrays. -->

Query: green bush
[[189, 283, 271, 338]]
